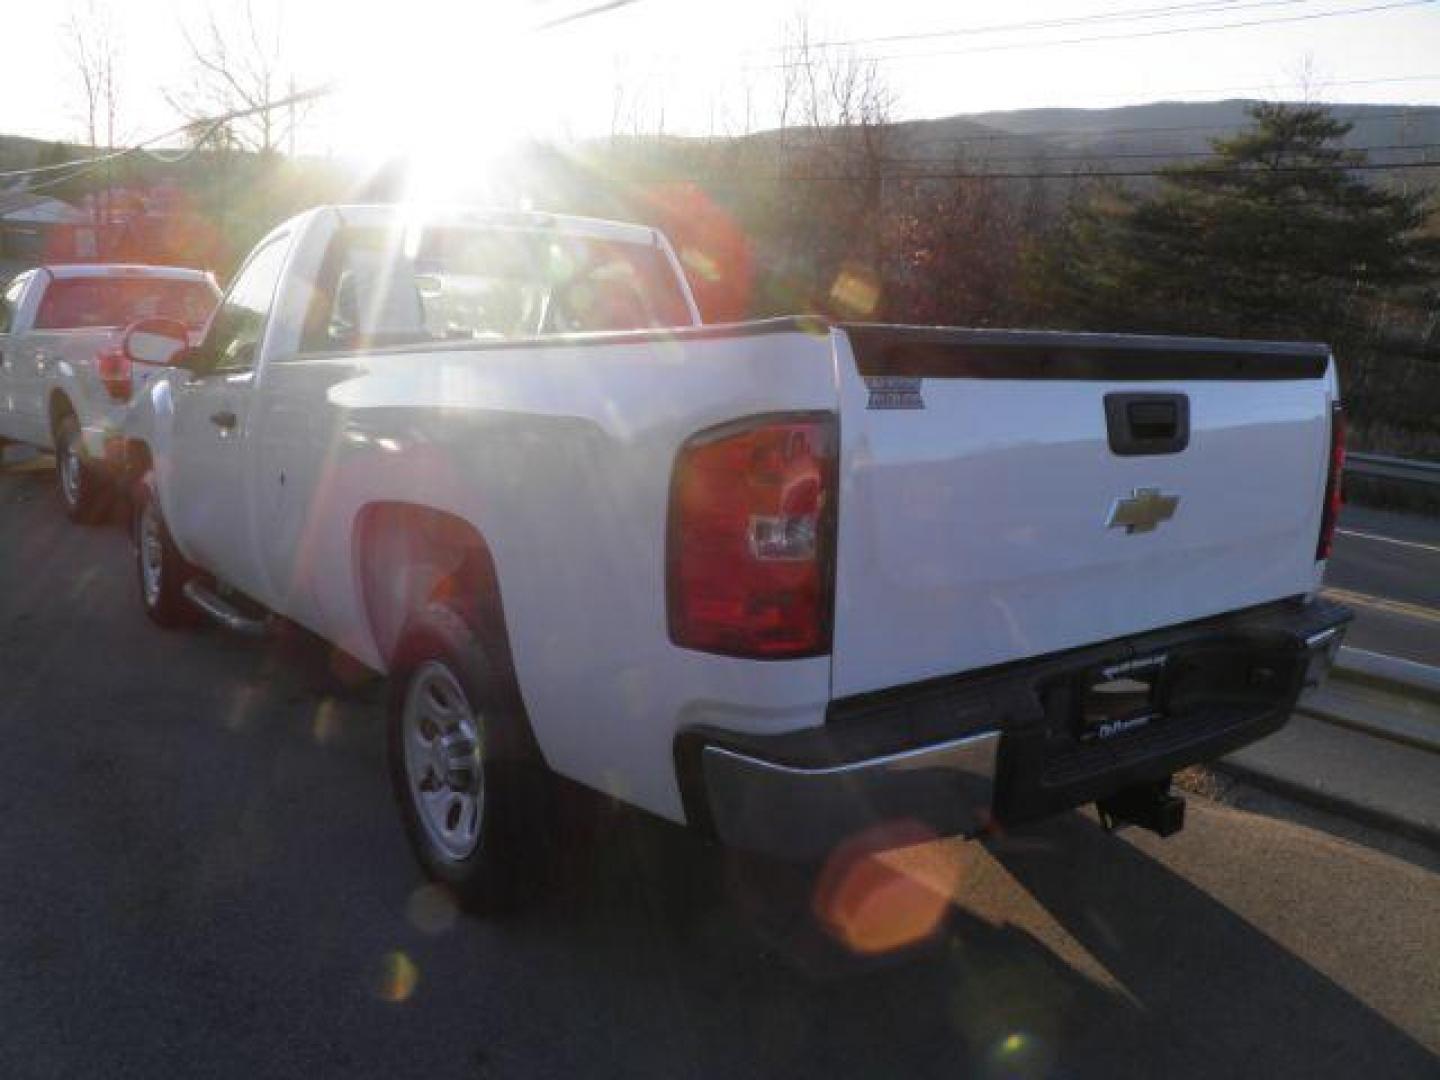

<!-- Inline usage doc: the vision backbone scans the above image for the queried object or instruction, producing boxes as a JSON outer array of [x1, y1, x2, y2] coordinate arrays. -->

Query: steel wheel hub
[[402, 661, 485, 861], [60, 437, 81, 506], [138, 503, 164, 607]]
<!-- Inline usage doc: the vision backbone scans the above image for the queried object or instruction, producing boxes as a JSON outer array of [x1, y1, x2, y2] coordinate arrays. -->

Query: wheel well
[[354, 503, 539, 760], [123, 439, 153, 489], [48, 391, 74, 438]]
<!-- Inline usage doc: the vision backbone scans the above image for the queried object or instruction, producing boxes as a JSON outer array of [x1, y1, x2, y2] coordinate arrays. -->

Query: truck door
[[0, 273, 38, 443], [167, 232, 291, 594]]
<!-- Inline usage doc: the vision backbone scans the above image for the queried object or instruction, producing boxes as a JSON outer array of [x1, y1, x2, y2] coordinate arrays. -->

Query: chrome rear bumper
[[699, 729, 1000, 862], [679, 596, 1352, 863]]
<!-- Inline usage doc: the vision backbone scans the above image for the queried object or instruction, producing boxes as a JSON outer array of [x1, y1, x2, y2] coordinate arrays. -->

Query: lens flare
[[312, 699, 340, 745], [372, 950, 420, 1003], [828, 263, 881, 318], [406, 884, 459, 936], [811, 821, 949, 955]]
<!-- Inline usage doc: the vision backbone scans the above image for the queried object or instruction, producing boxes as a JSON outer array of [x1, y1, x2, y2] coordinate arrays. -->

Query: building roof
[[0, 191, 88, 225]]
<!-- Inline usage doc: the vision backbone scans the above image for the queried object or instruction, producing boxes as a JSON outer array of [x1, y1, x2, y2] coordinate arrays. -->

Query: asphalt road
[[0, 458, 1437, 1079], [1326, 505, 1440, 665]]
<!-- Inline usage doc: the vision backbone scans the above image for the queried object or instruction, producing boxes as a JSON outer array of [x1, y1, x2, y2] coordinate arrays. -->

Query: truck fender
[[352, 502, 540, 763]]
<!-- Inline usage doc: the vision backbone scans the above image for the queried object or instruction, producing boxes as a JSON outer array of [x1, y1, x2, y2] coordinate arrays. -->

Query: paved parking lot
[[1, 458, 1437, 1079]]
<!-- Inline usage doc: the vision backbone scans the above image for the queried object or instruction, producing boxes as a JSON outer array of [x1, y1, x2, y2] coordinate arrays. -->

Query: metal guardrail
[[1344, 452, 1440, 489]]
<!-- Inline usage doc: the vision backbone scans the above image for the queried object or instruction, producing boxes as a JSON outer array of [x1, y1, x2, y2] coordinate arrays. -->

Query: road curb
[[1213, 757, 1440, 852], [1335, 647, 1440, 707], [1296, 695, 1440, 756], [1309, 648, 1440, 753]]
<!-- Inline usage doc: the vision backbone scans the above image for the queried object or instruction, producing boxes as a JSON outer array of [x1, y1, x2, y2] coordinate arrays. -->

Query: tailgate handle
[[1105, 393, 1190, 456]]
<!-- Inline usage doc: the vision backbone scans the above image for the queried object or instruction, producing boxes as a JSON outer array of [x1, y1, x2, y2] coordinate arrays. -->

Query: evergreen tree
[[1037, 103, 1437, 345]]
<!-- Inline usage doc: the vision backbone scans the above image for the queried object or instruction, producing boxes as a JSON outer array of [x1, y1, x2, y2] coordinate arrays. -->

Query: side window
[[0, 275, 28, 334], [199, 235, 290, 374]]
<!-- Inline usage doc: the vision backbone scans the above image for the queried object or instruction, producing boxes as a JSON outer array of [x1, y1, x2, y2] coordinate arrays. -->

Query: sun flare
[[321, 6, 576, 202]]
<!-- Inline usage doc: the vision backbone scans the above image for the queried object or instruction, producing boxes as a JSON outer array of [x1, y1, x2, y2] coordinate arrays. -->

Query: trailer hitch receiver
[[1097, 779, 1186, 838]]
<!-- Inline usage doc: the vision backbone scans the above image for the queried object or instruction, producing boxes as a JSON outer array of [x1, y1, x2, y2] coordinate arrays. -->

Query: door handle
[[210, 410, 237, 430]]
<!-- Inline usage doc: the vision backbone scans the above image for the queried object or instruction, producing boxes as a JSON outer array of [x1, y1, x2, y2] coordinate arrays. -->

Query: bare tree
[[166, 2, 308, 154], [766, 14, 897, 313], [65, 0, 122, 148], [1289, 52, 1332, 104], [774, 16, 894, 134]]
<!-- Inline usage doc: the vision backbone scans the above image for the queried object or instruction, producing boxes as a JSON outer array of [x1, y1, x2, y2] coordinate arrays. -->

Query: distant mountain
[[0, 134, 66, 177], [885, 99, 1440, 174], [3, 98, 1437, 204]]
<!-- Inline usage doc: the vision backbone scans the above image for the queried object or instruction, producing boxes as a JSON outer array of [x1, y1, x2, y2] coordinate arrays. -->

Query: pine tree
[[1038, 103, 1437, 346]]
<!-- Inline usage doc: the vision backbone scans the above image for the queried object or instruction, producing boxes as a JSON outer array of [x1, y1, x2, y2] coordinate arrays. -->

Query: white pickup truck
[[0, 263, 219, 520], [120, 204, 1351, 909]]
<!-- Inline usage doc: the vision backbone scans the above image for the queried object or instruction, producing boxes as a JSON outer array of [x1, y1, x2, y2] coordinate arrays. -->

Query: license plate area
[[1074, 653, 1169, 743]]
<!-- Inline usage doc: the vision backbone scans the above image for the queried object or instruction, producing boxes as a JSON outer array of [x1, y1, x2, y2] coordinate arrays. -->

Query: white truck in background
[[120, 204, 1351, 910], [0, 264, 219, 520]]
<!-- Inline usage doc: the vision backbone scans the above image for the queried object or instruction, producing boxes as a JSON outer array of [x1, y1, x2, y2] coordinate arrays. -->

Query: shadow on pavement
[[2, 457, 1435, 1079], [503, 800, 1438, 1078], [987, 814, 1437, 1077]]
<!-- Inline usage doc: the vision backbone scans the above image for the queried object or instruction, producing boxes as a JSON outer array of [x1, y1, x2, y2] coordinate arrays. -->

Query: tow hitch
[[1097, 779, 1186, 838]]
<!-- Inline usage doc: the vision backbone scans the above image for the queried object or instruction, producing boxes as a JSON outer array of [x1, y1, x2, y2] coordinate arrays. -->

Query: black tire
[[387, 603, 551, 913], [54, 412, 110, 524], [133, 474, 196, 628]]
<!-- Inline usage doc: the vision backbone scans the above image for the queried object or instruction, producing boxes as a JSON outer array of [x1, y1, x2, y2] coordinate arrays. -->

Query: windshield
[[303, 225, 692, 352], [34, 276, 218, 331]]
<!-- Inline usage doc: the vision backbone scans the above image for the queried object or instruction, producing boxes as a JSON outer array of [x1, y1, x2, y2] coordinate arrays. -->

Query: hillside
[[887, 99, 1440, 173]]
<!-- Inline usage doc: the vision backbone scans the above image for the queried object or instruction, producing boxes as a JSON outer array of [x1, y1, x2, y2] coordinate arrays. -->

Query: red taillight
[[1316, 402, 1345, 560], [95, 345, 131, 402], [668, 414, 837, 658]]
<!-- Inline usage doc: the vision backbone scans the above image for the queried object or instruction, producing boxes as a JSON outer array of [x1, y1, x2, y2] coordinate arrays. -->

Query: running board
[[182, 580, 269, 638]]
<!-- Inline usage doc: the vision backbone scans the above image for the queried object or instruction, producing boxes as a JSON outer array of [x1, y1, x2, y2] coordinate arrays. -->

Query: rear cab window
[[34, 275, 218, 332], [300, 224, 693, 354]]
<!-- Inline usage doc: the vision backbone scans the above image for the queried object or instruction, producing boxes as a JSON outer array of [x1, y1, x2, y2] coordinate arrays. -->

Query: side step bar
[[182, 580, 269, 638]]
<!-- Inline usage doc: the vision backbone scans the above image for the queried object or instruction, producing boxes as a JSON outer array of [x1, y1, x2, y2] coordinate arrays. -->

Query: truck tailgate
[[830, 327, 1336, 699]]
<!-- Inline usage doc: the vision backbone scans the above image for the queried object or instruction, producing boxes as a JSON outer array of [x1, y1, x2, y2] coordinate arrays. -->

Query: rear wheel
[[387, 604, 551, 913], [54, 413, 108, 524], [134, 475, 195, 627]]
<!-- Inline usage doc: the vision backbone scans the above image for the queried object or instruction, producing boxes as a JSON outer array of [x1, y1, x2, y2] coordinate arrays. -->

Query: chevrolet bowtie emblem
[[1107, 487, 1179, 534]]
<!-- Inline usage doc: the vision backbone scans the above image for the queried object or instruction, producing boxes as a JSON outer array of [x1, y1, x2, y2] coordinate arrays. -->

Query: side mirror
[[123, 317, 192, 368]]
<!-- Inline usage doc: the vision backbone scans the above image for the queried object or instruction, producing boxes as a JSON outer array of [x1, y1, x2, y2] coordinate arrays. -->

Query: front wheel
[[387, 604, 551, 913], [134, 475, 195, 627], [54, 414, 109, 524]]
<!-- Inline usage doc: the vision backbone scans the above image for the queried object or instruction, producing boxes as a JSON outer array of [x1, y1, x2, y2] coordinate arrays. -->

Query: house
[[0, 191, 94, 278]]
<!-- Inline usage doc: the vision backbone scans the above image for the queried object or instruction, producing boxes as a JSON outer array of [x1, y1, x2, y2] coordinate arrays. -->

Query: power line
[[767, 0, 1323, 53], [4, 0, 641, 188], [536, 0, 644, 31], [0, 83, 335, 191], [754, 0, 1437, 70]]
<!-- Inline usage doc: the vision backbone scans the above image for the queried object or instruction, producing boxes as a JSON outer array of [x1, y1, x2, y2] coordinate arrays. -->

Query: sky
[[1, 0, 1438, 156]]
